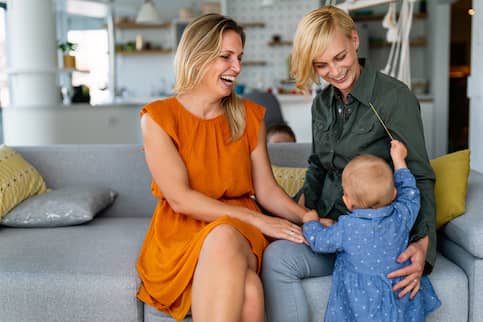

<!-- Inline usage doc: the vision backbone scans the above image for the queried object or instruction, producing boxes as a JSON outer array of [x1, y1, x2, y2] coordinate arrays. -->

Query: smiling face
[[197, 30, 243, 99], [312, 28, 360, 99]]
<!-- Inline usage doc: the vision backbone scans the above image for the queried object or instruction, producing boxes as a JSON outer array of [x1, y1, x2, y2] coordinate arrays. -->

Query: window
[[67, 29, 109, 104]]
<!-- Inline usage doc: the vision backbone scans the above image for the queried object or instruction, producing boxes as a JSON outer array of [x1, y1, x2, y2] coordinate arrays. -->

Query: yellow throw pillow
[[430, 149, 470, 229], [0, 145, 47, 219], [271, 165, 307, 197]]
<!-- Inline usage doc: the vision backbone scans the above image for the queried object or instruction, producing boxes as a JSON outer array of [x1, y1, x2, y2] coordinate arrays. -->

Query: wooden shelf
[[116, 49, 173, 55], [369, 37, 426, 48], [115, 21, 172, 29], [242, 61, 267, 66], [240, 22, 265, 28], [59, 68, 89, 74], [268, 41, 292, 47], [280, 79, 296, 85], [352, 12, 427, 22]]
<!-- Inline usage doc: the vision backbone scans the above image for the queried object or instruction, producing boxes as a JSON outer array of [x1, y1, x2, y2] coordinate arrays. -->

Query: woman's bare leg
[[241, 268, 264, 322], [191, 224, 263, 322]]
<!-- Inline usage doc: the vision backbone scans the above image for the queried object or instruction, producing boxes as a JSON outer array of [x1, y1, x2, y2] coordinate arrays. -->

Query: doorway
[[448, 0, 472, 152]]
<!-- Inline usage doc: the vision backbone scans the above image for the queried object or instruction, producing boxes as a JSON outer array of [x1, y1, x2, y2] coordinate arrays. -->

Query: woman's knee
[[262, 240, 307, 276], [201, 224, 252, 260], [262, 240, 334, 279]]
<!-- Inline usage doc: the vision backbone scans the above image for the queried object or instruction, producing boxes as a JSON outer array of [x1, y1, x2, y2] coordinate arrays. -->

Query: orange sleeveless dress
[[136, 97, 269, 321]]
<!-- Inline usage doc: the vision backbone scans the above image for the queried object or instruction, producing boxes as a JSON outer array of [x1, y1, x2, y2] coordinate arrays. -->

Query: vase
[[63, 55, 76, 69]]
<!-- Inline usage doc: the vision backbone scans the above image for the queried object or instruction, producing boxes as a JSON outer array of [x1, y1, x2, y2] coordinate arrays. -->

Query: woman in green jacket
[[262, 6, 436, 322]]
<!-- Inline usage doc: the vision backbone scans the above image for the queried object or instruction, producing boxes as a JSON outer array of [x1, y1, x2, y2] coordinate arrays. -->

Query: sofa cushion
[[441, 170, 483, 258], [0, 145, 47, 219], [0, 217, 150, 322], [430, 149, 470, 228], [2, 185, 117, 227]]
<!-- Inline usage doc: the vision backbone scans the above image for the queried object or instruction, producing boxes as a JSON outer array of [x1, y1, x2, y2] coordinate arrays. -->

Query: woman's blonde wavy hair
[[291, 6, 356, 91], [174, 13, 246, 141]]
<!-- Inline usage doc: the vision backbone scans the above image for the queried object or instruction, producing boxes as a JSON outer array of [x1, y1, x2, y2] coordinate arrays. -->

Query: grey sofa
[[0, 144, 481, 322]]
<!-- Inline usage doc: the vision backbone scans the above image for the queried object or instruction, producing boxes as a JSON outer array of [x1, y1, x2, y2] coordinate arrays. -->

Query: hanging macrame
[[336, 0, 415, 89]]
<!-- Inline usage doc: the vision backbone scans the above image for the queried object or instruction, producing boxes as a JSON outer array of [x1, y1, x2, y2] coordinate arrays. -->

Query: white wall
[[468, 0, 483, 172], [225, 0, 319, 90]]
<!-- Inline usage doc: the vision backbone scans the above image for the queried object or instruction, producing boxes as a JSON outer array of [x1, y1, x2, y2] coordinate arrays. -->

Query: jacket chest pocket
[[313, 119, 332, 143], [351, 120, 375, 135]]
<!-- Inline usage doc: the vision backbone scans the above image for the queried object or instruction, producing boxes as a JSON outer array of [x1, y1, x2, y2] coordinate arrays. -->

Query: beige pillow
[[0, 145, 47, 218], [271, 165, 307, 197]]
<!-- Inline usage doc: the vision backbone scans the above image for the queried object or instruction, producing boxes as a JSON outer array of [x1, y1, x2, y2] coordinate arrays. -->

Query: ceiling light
[[136, 0, 161, 24]]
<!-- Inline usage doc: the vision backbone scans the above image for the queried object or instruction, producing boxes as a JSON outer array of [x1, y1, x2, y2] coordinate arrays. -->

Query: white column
[[427, 1, 450, 158], [6, 0, 58, 107], [468, 1, 483, 172], [4, 0, 60, 145]]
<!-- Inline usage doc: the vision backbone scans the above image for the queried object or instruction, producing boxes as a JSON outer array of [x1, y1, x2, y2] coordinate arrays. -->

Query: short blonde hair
[[174, 13, 246, 141], [291, 6, 356, 91], [342, 155, 395, 209]]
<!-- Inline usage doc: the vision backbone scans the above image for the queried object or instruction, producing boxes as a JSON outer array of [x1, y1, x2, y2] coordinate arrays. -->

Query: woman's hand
[[253, 215, 304, 243], [387, 236, 429, 300]]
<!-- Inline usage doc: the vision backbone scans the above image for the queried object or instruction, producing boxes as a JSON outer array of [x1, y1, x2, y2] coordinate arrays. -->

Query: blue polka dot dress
[[303, 168, 441, 322]]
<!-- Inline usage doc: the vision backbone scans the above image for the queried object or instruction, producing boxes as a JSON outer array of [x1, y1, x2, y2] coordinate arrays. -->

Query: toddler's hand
[[303, 210, 319, 223], [390, 140, 408, 170], [319, 218, 335, 227]]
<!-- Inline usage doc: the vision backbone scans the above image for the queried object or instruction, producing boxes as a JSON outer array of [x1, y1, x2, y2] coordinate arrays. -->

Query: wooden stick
[[369, 102, 394, 140]]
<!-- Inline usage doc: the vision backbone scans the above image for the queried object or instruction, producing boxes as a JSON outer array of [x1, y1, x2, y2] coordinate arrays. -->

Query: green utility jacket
[[303, 60, 436, 273]]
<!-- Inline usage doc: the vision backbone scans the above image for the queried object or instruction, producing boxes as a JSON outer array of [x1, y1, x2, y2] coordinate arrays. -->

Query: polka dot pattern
[[303, 168, 441, 321]]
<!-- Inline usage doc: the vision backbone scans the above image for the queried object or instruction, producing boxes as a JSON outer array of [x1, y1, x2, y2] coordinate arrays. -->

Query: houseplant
[[58, 41, 77, 69]]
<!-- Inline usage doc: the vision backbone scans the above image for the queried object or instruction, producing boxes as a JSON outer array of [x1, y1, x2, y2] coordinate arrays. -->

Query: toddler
[[303, 140, 441, 322]]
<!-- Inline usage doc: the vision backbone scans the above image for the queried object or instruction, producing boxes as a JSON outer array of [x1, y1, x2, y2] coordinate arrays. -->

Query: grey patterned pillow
[[1, 185, 117, 227]]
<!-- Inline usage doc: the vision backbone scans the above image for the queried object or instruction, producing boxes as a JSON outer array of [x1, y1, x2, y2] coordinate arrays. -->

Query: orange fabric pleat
[[136, 97, 268, 321]]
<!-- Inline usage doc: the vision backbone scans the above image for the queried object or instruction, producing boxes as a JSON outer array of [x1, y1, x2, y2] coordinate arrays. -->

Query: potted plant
[[58, 41, 77, 69]]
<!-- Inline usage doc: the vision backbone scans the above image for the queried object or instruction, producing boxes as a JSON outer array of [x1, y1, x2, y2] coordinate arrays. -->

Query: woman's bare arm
[[142, 114, 304, 242]]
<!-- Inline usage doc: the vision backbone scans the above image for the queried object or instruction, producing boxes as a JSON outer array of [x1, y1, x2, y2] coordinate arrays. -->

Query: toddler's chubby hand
[[390, 140, 407, 162], [302, 210, 319, 223], [319, 218, 335, 227]]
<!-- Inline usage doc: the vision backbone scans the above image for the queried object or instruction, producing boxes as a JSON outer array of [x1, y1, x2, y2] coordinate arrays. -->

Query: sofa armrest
[[439, 170, 483, 259]]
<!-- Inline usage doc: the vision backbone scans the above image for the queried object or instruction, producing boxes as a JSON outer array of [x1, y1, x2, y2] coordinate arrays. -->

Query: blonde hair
[[342, 155, 395, 209], [291, 6, 356, 91], [174, 13, 246, 141]]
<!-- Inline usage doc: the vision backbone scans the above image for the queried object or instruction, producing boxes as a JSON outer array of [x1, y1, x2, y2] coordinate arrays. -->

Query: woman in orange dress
[[136, 14, 309, 322]]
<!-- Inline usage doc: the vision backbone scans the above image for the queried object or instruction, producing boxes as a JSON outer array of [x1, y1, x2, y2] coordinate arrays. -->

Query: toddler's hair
[[266, 123, 296, 143], [342, 154, 395, 209]]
